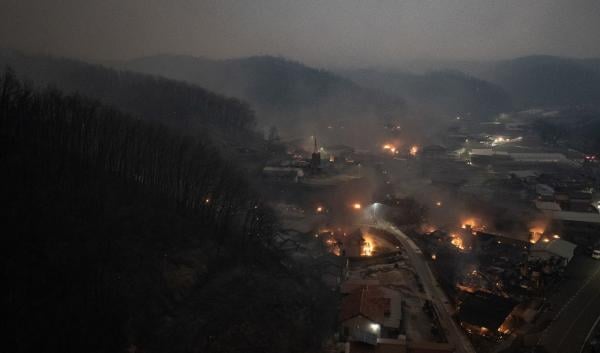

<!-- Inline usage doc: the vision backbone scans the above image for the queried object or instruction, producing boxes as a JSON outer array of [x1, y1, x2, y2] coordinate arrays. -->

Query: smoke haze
[[2, 0, 600, 67]]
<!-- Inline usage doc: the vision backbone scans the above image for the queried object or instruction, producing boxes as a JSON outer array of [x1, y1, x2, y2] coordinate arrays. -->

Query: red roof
[[339, 286, 389, 323]]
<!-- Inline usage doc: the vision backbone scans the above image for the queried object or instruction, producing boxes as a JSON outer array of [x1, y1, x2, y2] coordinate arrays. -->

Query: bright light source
[[370, 323, 380, 332], [409, 145, 418, 157], [316, 206, 324, 213], [431, 254, 437, 260], [543, 238, 550, 243], [353, 203, 362, 210], [204, 198, 211, 204], [553, 234, 560, 239], [436, 201, 442, 207]]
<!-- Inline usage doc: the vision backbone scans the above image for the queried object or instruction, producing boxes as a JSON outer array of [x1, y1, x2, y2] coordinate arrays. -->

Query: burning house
[[457, 291, 516, 336]]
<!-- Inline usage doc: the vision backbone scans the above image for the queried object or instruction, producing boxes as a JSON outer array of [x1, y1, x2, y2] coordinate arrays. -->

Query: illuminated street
[[539, 257, 600, 353], [363, 211, 477, 353]]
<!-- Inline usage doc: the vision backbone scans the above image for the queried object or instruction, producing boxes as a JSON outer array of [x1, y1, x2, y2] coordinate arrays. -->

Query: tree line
[[0, 50, 256, 133], [1, 68, 336, 353]]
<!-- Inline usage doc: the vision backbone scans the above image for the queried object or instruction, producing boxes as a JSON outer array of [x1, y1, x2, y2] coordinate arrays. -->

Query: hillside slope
[[121, 55, 407, 133], [477, 55, 600, 108], [1, 70, 336, 353], [0, 49, 256, 136], [342, 69, 512, 120]]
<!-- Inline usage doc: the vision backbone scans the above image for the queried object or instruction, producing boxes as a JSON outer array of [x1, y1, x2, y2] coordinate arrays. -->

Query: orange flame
[[409, 145, 419, 156]]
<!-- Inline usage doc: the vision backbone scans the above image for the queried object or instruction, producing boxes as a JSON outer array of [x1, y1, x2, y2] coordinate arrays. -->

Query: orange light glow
[[409, 145, 419, 156], [422, 225, 437, 234], [316, 206, 324, 213], [353, 203, 362, 210], [361, 235, 375, 256], [450, 234, 465, 250], [461, 218, 477, 229], [529, 226, 545, 244]]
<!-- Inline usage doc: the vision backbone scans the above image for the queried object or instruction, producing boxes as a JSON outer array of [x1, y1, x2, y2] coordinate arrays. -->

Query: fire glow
[[461, 217, 484, 232], [450, 233, 466, 250], [529, 226, 545, 244], [361, 236, 375, 256], [382, 144, 398, 154], [409, 145, 419, 157]]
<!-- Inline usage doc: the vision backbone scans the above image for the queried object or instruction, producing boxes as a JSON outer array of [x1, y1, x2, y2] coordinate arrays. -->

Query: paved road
[[539, 258, 600, 353], [366, 219, 476, 353]]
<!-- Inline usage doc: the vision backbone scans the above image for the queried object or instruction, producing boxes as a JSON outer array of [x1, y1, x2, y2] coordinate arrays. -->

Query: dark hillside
[[0, 49, 256, 135], [343, 69, 512, 120], [122, 55, 406, 134], [1, 70, 336, 353], [477, 55, 600, 108]]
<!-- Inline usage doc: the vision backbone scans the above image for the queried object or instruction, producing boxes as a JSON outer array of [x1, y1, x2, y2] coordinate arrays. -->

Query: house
[[457, 291, 516, 336], [262, 166, 304, 183], [529, 238, 577, 266], [339, 285, 402, 344], [421, 145, 447, 159]]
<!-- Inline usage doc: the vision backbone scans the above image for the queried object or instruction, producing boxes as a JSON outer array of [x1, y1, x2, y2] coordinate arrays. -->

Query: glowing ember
[[409, 145, 419, 156], [461, 217, 479, 230], [422, 225, 437, 234], [451, 237, 465, 250], [498, 323, 511, 334], [353, 203, 362, 210], [382, 144, 398, 155], [529, 227, 545, 244], [361, 237, 375, 256]]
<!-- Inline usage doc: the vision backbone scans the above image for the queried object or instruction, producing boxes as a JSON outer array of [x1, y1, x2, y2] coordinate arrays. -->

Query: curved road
[[366, 219, 476, 353]]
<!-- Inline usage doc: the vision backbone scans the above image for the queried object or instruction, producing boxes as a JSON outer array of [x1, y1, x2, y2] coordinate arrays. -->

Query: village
[[261, 108, 600, 353]]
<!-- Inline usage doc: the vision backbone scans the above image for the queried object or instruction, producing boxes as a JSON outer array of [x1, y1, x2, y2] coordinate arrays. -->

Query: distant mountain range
[[390, 55, 600, 109], [340, 69, 512, 120], [118, 55, 407, 133], [474, 55, 600, 108], [2, 49, 598, 142]]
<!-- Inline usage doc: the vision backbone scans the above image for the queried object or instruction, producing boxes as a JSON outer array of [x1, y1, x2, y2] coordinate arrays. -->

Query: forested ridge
[[1, 69, 336, 353], [0, 49, 256, 135], [122, 54, 406, 128]]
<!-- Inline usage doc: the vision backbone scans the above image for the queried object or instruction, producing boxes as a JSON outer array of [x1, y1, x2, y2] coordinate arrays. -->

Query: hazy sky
[[2, 0, 600, 67]]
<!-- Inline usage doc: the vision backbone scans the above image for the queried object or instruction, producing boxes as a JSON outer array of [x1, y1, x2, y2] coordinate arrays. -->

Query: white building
[[529, 239, 577, 266]]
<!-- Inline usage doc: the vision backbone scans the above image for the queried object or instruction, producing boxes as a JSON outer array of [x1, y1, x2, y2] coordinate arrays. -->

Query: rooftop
[[457, 291, 516, 331], [340, 286, 388, 324], [531, 238, 577, 259]]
